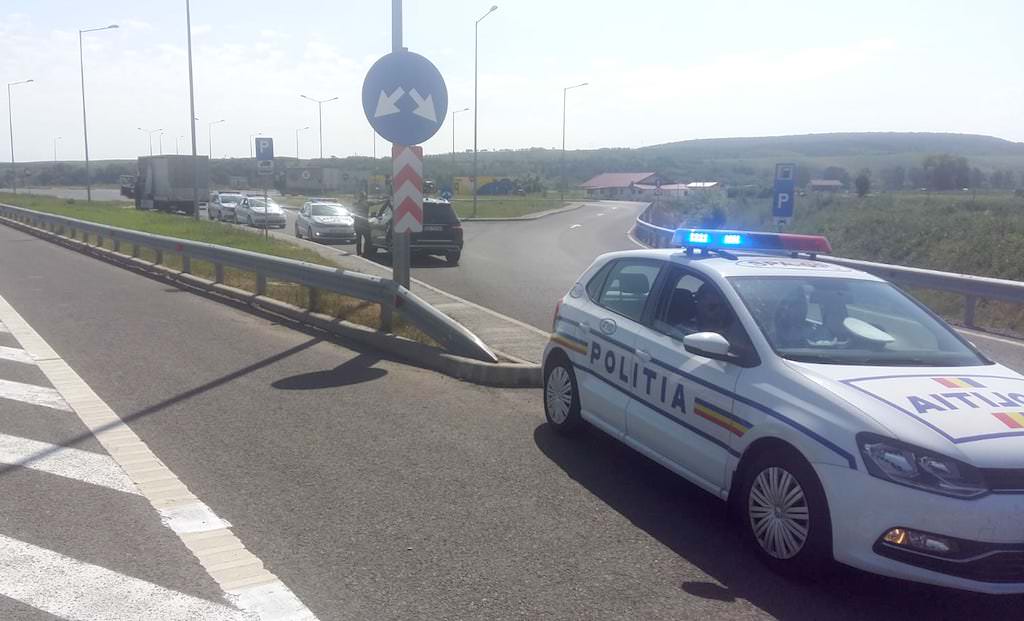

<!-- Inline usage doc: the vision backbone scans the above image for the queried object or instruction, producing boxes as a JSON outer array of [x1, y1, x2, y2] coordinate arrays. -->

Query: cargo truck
[[133, 155, 210, 215]]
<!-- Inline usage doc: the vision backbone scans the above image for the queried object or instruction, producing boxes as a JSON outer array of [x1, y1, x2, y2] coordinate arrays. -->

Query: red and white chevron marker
[[392, 144, 423, 233]]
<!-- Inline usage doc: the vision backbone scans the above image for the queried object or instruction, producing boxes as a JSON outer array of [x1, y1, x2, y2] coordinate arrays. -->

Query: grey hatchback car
[[295, 202, 356, 244]]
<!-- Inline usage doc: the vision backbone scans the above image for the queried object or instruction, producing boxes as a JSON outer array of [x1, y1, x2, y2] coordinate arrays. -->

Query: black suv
[[365, 198, 464, 265]]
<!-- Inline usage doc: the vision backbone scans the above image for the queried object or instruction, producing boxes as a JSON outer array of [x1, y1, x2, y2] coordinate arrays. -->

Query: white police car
[[543, 228, 1024, 594]]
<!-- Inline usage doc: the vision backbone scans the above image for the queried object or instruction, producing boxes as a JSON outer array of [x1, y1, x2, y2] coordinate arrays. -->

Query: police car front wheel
[[544, 359, 583, 435], [738, 449, 832, 576]]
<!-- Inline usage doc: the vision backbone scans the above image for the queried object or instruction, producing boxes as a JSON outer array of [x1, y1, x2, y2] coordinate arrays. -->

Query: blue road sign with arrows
[[362, 50, 448, 146], [772, 162, 796, 222]]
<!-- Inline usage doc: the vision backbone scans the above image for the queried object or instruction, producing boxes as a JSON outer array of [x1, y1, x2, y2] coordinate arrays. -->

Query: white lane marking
[[958, 327, 1024, 349], [0, 293, 317, 620], [0, 432, 139, 495], [569, 224, 582, 229], [0, 533, 249, 621], [596, 213, 605, 217], [0, 378, 73, 412], [0, 344, 34, 365]]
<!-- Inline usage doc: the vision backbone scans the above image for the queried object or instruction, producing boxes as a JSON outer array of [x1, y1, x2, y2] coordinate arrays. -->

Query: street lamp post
[[295, 126, 310, 159], [158, 131, 164, 155], [561, 81, 588, 203], [249, 133, 262, 158], [472, 5, 498, 218], [451, 107, 469, 188], [300, 94, 338, 159], [54, 136, 62, 162], [7, 79, 33, 194], [79, 24, 118, 202], [137, 127, 163, 156], [207, 119, 225, 157], [176, 135, 185, 155]]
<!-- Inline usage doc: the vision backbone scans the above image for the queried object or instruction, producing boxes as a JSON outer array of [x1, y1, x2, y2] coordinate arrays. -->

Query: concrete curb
[[0, 214, 542, 388]]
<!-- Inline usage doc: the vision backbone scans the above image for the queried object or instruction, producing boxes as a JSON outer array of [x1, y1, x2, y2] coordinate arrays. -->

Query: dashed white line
[[0, 293, 317, 620], [0, 378, 73, 412], [0, 344, 34, 365], [0, 432, 140, 495], [0, 533, 249, 621], [569, 224, 582, 229]]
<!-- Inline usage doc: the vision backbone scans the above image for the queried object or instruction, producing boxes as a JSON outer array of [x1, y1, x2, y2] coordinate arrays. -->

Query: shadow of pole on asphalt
[[271, 353, 386, 390], [531, 422, 1017, 620]]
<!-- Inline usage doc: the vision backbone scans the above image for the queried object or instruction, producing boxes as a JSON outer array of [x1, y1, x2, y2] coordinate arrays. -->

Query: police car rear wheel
[[544, 361, 583, 435], [739, 450, 832, 576]]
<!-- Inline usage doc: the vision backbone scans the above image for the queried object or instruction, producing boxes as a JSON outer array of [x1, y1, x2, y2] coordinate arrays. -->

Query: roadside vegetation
[[0, 192, 431, 343]]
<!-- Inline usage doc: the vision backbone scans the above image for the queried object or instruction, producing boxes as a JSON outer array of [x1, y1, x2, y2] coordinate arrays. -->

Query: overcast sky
[[2, 1, 1022, 162]]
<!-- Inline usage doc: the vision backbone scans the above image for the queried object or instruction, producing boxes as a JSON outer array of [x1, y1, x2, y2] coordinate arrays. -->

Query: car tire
[[207, 208, 214, 220], [247, 215, 255, 227], [307, 226, 315, 242], [737, 448, 833, 577], [295, 224, 302, 238], [543, 356, 584, 435], [445, 250, 461, 266]]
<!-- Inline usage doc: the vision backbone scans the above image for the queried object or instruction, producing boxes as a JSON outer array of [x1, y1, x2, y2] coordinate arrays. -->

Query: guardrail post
[[70, 227, 76, 239], [113, 239, 120, 253], [308, 287, 320, 312], [182, 255, 191, 274], [964, 295, 978, 328], [214, 263, 224, 284], [131, 243, 139, 258], [82, 232, 89, 245], [154, 249, 163, 265], [256, 273, 267, 296], [97, 234, 104, 248]]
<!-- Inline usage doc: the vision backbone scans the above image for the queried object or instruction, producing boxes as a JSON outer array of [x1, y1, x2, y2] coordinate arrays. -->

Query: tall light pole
[[300, 94, 338, 159], [295, 126, 310, 159], [7, 79, 33, 193], [472, 5, 498, 218], [79, 24, 118, 202], [207, 119, 225, 158], [451, 107, 469, 188], [561, 81, 588, 203], [54, 136, 62, 162], [158, 131, 164, 155], [137, 127, 163, 156], [186, 0, 201, 219], [175, 135, 184, 155]]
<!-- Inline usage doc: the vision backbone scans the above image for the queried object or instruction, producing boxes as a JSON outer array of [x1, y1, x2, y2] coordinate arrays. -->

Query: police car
[[543, 228, 1024, 594]]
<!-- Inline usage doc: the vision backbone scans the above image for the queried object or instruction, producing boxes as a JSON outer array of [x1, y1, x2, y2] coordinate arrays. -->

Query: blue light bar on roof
[[671, 228, 832, 254]]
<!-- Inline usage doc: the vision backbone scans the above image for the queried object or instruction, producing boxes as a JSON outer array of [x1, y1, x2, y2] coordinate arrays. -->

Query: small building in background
[[808, 179, 843, 193], [580, 172, 665, 198]]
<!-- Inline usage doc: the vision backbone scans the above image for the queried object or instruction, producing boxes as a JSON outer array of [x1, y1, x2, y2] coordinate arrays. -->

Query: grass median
[[0, 192, 432, 344]]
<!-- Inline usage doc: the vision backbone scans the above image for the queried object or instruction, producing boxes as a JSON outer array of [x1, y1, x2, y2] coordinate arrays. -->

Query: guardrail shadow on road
[[532, 422, 1015, 619], [272, 353, 386, 390]]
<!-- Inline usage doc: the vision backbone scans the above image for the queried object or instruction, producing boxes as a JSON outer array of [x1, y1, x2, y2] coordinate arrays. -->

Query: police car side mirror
[[683, 332, 732, 361]]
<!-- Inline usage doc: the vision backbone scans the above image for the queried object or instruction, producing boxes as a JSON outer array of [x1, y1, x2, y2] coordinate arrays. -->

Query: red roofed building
[[580, 172, 665, 198]]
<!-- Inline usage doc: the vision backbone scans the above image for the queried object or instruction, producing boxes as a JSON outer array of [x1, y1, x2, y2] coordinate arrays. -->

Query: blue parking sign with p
[[772, 163, 796, 221], [255, 137, 274, 161]]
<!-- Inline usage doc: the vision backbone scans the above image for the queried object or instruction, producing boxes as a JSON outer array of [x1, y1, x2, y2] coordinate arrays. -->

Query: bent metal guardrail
[[0, 203, 498, 363], [632, 205, 1024, 330]]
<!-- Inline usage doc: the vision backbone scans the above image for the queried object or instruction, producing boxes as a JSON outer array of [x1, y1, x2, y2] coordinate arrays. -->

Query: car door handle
[[635, 349, 652, 363]]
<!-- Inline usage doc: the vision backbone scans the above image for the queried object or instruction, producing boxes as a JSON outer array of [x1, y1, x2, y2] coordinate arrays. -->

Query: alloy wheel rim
[[545, 366, 573, 424], [748, 466, 810, 560]]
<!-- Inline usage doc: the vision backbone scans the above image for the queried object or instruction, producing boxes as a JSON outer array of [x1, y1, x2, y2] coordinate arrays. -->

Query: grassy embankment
[[661, 190, 1024, 334], [0, 193, 429, 341]]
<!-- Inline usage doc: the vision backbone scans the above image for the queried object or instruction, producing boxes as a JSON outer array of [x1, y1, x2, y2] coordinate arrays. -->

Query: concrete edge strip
[[0, 292, 317, 620], [0, 214, 542, 387], [459, 201, 584, 221]]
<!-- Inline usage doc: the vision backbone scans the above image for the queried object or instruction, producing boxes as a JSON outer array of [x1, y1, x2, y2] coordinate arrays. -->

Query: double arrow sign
[[392, 145, 423, 233], [375, 87, 437, 123]]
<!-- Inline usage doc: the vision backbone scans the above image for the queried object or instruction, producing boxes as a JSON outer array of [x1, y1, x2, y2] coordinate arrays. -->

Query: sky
[[1, 0, 1022, 162]]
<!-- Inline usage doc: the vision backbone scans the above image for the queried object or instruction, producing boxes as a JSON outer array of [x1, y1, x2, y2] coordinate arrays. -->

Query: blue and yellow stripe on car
[[550, 331, 589, 355], [693, 398, 752, 437]]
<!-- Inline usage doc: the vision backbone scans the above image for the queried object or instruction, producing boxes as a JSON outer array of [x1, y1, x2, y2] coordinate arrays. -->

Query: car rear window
[[424, 203, 459, 225]]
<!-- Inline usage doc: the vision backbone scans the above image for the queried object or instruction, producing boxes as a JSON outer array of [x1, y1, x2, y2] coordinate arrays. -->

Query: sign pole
[[391, 0, 411, 295]]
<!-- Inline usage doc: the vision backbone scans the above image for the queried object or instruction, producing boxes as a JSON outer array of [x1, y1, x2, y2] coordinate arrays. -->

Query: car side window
[[586, 261, 615, 301], [595, 260, 662, 323], [654, 267, 757, 361]]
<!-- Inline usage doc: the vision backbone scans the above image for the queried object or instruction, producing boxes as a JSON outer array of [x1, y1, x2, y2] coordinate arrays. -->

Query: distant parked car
[[295, 201, 356, 244], [237, 196, 286, 228], [364, 197, 463, 265], [208, 191, 244, 222]]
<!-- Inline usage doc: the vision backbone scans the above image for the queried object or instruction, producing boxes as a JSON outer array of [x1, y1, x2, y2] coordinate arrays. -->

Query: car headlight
[[857, 433, 987, 499]]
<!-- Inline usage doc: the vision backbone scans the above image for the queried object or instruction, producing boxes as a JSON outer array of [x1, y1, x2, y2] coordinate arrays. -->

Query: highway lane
[[3, 218, 1022, 619], [281, 200, 645, 331]]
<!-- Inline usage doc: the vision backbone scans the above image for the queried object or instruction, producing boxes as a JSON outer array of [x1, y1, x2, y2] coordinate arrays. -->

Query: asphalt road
[[3, 213, 1023, 618], [282, 201, 645, 331]]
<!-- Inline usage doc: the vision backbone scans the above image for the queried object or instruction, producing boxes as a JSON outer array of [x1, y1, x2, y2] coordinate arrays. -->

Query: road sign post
[[255, 137, 274, 239], [772, 163, 796, 228], [364, 0, 448, 332]]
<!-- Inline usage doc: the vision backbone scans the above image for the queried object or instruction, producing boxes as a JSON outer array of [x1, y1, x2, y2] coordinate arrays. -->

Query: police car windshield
[[311, 204, 345, 216], [729, 276, 988, 367]]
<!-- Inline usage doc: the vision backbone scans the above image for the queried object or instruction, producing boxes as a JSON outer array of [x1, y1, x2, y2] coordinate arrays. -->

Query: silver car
[[295, 202, 356, 244], [237, 196, 287, 229], [208, 191, 244, 222]]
